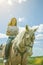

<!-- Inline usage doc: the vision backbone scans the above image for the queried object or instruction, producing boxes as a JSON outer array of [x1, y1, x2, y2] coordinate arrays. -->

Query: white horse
[[3, 25, 38, 65]]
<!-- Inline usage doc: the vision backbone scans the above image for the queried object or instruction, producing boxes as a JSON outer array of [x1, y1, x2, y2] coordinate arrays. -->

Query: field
[[28, 56, 43, 65], [0, 56, 43, 65]]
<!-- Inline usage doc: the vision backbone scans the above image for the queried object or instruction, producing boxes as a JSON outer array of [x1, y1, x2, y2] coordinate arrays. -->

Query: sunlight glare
[[0, 0, 4, 5]]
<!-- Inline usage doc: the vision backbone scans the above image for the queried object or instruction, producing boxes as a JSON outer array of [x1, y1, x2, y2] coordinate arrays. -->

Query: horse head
[[23, 25, 38, 47], [19, 25, 38, 56]]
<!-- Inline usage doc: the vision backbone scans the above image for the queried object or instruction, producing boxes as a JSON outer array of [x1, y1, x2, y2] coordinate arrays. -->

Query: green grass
[[0, 63, 3, 65], [0, 56, 43, 65], [28, 56, 43, 65]]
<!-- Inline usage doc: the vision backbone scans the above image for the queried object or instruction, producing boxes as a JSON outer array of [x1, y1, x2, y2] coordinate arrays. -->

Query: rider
[[4, 17, 19, 62]]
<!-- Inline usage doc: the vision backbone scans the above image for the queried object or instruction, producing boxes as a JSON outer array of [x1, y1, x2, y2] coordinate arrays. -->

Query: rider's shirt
[[6, 26, 19, 36]]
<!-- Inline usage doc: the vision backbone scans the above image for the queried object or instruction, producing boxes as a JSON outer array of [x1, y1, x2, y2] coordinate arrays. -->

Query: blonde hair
[[8, 18, 17, 26]]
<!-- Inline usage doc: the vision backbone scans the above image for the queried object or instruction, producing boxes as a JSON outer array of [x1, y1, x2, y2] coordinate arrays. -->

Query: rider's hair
[[8, 18, 17, 26]]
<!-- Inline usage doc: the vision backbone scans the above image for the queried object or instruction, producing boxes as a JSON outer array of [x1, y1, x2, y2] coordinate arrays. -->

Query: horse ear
[[33, 27, 38, 32], [25, 25, 29, 31]]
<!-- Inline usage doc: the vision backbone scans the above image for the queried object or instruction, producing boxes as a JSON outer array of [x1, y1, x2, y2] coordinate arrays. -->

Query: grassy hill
[[28, 56, 43, 65], [0, 56, 43, 65]]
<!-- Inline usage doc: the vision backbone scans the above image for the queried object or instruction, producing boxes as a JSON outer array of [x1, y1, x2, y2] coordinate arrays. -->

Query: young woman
[[4, 18, 19, 62]]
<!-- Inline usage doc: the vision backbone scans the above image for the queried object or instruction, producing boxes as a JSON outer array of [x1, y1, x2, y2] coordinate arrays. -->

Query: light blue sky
[[0, 0, 43, 56]]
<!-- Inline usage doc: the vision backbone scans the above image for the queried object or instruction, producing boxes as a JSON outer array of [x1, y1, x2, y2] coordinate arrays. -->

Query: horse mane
[[12, 29, 26, 47]]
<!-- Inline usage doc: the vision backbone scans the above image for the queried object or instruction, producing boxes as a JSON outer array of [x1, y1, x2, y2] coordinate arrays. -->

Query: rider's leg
[[4, 37, 15, 61]]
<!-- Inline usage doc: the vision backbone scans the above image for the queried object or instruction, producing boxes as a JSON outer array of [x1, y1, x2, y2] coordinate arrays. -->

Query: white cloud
[[32, 24, 43, 40], [32, 47, 43, 56], [35, 34, 43, 40], [37, 24, 43, 32], [37, 24, 43, 33], [32, 24, 43, 33], [18, 17, 24, 22], [34, 41, 40, 44], [0, 33, 8, 38], [32, 24, 43, 56], [32, 25, 39, 30], [19, 26, 25, 32]]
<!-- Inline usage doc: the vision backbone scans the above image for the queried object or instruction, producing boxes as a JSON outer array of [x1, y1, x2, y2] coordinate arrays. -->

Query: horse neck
[[16, 30, 26, 47]]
